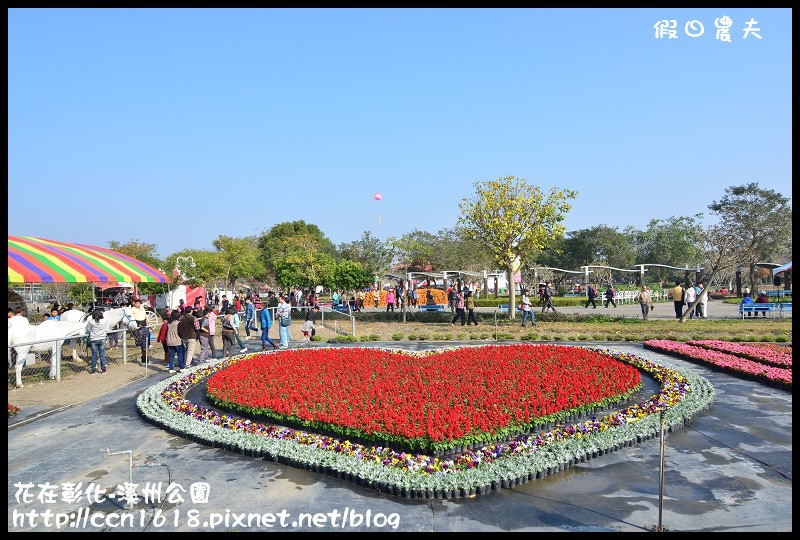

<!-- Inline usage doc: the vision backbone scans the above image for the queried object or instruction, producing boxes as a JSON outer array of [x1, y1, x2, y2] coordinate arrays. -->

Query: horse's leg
[[14, 347, 27, 388], [72, 339, 84, 362]]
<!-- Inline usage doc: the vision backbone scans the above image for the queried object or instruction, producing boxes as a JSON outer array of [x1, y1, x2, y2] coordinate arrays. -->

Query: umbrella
[[772, 261, 792, 277], [8, 236, 169, 283]]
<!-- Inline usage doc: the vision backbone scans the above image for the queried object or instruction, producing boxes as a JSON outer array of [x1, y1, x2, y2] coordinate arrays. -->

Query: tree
[[211, 235, 262, 290], [679, 223, 741, 322], [337, 231, 393, 281], [387, 230, 437, 275], [539, 225, 636, 287], [163, 250, 227, 290], [708, 183, 792, 294], [278, 234, 337, 291], [429, 227, 495, 273], [108, 239, 166, 296], [457, 175, 577, 317], [258, 221, 337, 277], [627, 216, 705, 286], [332, 259, 373, 293]]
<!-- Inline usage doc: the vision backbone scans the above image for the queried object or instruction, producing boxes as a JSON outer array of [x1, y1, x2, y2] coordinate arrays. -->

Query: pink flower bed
[[643, 340, 792, 390], [687, 340, 792, 368]]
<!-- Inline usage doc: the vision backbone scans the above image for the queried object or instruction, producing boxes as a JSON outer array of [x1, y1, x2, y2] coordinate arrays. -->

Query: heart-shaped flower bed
[[137, 344, 715, 498], [206, 344, 642, 455]]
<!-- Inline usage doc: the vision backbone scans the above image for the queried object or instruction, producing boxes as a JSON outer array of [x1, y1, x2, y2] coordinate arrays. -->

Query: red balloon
[[374, 192, 382, 201]]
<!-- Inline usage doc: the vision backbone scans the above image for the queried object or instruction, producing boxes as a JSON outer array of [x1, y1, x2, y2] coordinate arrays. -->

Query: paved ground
[[7, 341, 792, 532]]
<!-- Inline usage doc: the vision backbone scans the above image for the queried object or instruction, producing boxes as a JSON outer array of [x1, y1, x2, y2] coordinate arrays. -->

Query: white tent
[[772, 261, 792, 277]]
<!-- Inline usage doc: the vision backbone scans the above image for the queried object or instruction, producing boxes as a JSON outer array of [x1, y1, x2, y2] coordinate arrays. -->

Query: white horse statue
[[8, 320, 89, 388], [58, 307, 140, 362]]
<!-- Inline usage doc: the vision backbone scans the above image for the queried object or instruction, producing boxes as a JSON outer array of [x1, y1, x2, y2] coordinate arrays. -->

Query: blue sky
[[8, 8, 792, 259]]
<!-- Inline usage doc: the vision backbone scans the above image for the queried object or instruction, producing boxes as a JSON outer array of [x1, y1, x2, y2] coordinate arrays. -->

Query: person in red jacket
[[157, 309, 170, 364]]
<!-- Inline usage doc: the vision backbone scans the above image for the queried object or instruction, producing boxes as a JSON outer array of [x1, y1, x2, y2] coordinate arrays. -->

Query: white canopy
[[772, 261, 792, 277]]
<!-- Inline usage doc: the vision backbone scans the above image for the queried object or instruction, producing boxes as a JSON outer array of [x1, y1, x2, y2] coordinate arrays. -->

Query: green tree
[[258, 221, 337, 277], [332, 259, 373, 293], [708, 183, 792, 295], [108, 239, 167, 296], [429, 227, 495, 273], [337, 231, 393, 280], [212, 236, 262, 290], [680, 223, 741, 322], [539, 225, 636, 287], [278, 234, 337, 291], [458, 175, 577, 317], [627, 216, 705, 286], [162, 250, 229, 290]]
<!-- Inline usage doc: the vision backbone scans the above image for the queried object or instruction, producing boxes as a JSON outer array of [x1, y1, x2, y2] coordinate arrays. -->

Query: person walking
[[86, 309, 109, 375], [604, 285, 617, 308], [277, 294, 292, 349], [196, 308, 211, 363], [450, 288, 466, 326], [244, 297, 257, 339], [178, 308, 197, 367], [207, 305, 220, 359], [259, 303, 278, 351], [585, 284, 598, 309], [465, 290, 479, 325], [520, 290, 536, 327], [220, 309, 237, 357], [683, 282, 697, 319], [542, 282, 557, 313], [697, 283, 709, 319], [636, 284, 653, 320], [385, 289, 396, 312], [230, 308, 248, 353], [166, 310, 185, 374], [447, 285, 457, 314], [671, 281, 684, 319]]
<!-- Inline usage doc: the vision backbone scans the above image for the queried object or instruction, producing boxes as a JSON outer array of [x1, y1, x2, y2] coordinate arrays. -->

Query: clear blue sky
[[8, 8, 792, 259]]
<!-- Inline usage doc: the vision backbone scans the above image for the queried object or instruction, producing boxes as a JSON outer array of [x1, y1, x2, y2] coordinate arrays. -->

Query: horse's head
[[118, 307, 140, 332]]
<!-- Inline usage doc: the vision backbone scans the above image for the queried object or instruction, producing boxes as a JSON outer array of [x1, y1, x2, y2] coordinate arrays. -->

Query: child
[[136, 320, 151, 363], [301, 319, 314, 341]]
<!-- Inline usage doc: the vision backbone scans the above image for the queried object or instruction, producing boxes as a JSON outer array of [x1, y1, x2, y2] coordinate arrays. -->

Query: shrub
[[577, 334, 589, 341], [391, 333, 404, 341], [775, 336, 789, 342]]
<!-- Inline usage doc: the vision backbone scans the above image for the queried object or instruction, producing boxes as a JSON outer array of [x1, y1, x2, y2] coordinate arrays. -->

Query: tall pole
[[658, 410, 666, 531]]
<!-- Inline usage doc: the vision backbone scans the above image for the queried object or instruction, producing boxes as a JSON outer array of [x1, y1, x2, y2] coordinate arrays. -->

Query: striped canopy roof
[[8, 236, 169, 283]]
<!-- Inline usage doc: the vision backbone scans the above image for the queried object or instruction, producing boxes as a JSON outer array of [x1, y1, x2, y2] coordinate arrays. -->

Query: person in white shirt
[[8, 307, 29, 329]]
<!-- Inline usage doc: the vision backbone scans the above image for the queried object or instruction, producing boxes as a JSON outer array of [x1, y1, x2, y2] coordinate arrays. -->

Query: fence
[[8, 327, 152, 389]]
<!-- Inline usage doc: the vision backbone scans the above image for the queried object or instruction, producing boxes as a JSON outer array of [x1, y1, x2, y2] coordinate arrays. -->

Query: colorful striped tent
[[8, 236, 169, 283]]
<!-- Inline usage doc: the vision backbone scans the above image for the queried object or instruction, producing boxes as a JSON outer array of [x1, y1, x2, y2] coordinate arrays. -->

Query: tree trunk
[[507, 268, 516, 318]]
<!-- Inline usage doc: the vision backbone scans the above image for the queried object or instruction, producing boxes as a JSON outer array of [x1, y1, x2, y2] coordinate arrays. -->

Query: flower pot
[[501, 479, 510, 489]]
